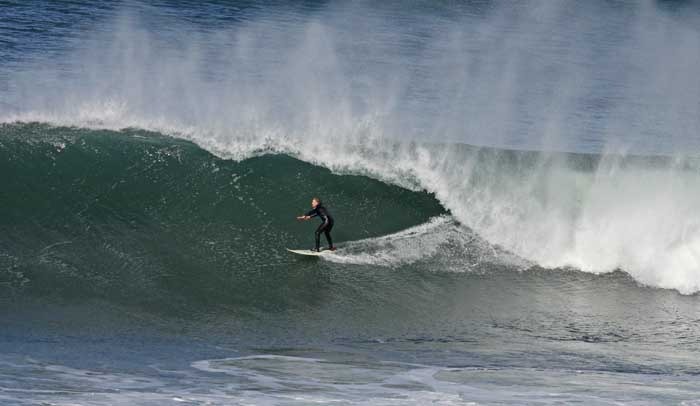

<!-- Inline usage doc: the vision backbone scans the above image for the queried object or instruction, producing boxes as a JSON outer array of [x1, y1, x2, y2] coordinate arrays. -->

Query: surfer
[[297, 197, 335, 252]]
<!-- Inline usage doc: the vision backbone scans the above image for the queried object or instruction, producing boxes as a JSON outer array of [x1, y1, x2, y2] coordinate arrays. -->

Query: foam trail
[[1, 1, 699, 292], [325, 215, 529, 271]]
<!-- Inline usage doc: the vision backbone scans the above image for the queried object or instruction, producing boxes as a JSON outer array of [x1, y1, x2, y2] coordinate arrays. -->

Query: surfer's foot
[[328, 247, 336, 251]]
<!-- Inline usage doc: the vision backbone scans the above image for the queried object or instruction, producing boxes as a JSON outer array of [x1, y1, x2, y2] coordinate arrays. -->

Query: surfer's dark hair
[[312, 197, 322, 204]]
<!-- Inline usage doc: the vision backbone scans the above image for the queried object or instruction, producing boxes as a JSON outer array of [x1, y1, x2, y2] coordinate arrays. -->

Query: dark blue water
[[1, 1, 700, 404]]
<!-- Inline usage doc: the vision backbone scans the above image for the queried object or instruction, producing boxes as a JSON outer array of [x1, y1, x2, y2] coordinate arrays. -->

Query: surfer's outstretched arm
[[297, 208, 316, 220]]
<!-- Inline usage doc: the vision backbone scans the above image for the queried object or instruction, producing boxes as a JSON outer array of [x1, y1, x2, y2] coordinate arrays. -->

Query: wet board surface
[[286, 248, 334, 257]]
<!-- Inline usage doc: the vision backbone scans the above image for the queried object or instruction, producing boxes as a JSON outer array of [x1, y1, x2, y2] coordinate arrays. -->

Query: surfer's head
[[311, 197, 321, 208]]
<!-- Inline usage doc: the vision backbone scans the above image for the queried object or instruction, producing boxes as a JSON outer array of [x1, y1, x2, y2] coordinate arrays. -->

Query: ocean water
[[1, 1, 700, 404]]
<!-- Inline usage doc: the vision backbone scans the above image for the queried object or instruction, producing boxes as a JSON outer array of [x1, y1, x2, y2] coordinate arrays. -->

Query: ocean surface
[[1, 1, 700, 404]]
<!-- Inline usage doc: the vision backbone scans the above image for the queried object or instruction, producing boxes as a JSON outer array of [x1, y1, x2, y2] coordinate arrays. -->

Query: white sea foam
[[6, 352, 694, 405], [323, 215, 529, 272]]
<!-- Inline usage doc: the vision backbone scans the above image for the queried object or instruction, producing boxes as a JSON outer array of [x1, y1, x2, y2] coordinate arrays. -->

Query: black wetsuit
[[306, 205, 334, 251]]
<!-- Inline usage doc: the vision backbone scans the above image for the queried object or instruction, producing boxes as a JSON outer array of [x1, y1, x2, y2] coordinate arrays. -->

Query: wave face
[[1, 0, 699, 295], [0, 123, 445, 309], [2, 123, 699, 305]]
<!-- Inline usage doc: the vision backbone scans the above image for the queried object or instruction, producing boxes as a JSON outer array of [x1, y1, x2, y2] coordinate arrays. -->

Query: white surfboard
[[286, 248, 335, 257]]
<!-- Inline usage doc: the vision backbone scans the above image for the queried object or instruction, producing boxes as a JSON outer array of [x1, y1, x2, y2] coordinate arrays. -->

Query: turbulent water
[[2, 1, 700, 405]]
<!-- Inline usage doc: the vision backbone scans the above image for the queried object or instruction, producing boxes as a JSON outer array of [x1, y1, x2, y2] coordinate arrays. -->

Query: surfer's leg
[[325, 222, 334, 249], [314, 224, 324, 252]]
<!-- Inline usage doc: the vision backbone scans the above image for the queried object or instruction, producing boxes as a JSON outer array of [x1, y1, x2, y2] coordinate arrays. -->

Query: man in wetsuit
[[296, 197, 335, 252]]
